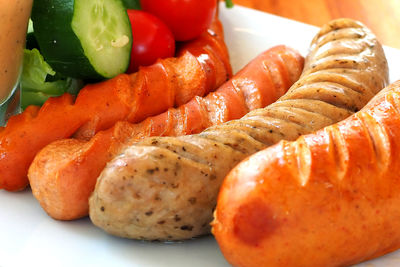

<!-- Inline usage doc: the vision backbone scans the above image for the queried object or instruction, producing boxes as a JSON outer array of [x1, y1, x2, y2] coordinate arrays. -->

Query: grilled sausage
[[28, 45, 303, 221], [212, 80, 400, 267], [89, 19, 389, 240]]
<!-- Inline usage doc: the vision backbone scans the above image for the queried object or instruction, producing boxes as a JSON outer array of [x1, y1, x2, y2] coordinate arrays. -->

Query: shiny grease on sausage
[[89, 19, 388, 240], [212, 81, 400, 267]]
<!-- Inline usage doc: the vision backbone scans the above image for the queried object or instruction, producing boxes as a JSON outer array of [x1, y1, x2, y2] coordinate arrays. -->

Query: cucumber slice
[[31, 0, 132, 80], [122, 0, 141, 9]]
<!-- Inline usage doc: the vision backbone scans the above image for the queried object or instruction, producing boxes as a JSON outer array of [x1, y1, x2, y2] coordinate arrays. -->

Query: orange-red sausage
[[0, 17, 231, 192], [28, 45, 304, 220], [212, 80, 400, 267]]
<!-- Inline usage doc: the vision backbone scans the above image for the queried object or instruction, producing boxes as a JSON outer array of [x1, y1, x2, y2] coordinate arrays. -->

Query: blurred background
[[233, 0, 400, 49]]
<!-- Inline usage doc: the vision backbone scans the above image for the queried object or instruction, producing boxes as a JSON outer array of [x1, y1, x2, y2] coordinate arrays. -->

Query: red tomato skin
[[140, 0, 217, 41], [126, 10, 175, 73]]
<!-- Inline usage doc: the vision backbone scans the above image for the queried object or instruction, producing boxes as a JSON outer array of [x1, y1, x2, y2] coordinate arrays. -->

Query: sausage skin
[[89, 19, 389, 240], [28, 45, 303, 221], [212, 80, 400, 267]]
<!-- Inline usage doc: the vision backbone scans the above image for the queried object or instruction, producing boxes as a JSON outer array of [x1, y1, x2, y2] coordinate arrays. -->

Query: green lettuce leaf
[[225, 0, 234, 8], [21, 48, 83, 109]]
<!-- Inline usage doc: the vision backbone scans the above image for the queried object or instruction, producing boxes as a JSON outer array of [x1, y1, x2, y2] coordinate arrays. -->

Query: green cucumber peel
[[31, 0, 132, 80], [122, 0, 141, 9]]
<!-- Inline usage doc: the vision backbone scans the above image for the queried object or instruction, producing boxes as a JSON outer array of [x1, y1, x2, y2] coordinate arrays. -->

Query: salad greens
[[20, 49, 82, 109], [225, 0, 234, 8], [21, 0, 233, 109], [21, 20, 82, 109]]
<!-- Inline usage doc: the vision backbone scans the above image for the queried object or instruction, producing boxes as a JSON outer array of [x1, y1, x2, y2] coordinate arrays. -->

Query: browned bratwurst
[[212, 81, 400, 267], [89, 19, 388, 240]]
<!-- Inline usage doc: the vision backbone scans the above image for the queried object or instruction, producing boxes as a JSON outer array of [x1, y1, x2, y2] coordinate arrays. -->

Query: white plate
[[2, 4, 400, 267]]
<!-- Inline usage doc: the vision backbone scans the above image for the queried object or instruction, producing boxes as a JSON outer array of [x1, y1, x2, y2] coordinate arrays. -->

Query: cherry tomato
[[126, 10, 175, 73], [140, 0, 217, 41]]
